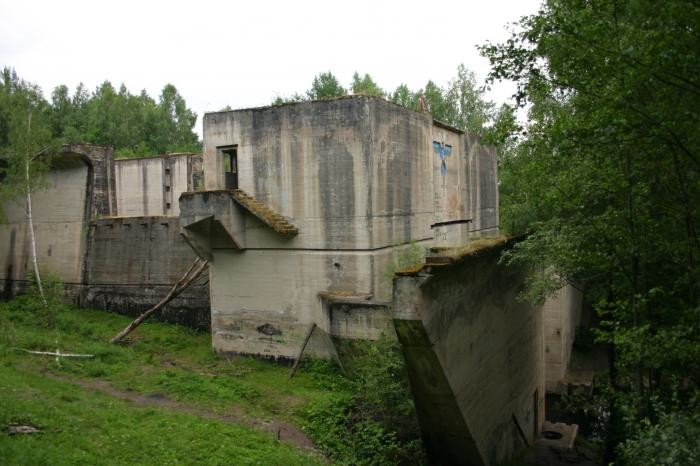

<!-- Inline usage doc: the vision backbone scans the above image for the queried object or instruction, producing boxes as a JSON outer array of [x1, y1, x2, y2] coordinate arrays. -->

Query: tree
[[444, 64, 495, 136], [350, 72, 385, 97], [306, 71, 346, 100], [388, 66, 498, 139], [156, 83, 199, 153], [481, 0, 700, 460], [49, 81, 201, 157], [0, 68, 55, 305], [389, 84, 418, 109]]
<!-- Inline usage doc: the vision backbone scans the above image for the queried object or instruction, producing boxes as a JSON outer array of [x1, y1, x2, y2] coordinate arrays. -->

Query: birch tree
[[0, 68, 54, 306]]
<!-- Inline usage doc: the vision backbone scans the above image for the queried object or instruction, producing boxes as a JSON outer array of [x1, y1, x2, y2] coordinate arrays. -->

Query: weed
[[303, 336, 427, 465], [384, 241, 427, 280]]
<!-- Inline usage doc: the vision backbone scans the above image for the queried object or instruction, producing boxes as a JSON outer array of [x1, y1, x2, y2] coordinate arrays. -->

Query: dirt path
[[50, 375, 318, 453]]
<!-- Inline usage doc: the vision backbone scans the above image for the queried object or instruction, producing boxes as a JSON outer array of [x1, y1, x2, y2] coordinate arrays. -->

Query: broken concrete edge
[[394, 234, 514, 277], [59, 143, 201, 162], [180, 189, 234, 197]]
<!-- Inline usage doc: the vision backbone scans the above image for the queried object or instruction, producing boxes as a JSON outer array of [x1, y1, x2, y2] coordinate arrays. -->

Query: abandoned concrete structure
[[180, 96, 500, 359], [0, 145, 209, 327], [394, 240, 545, 465], [0, 95, 581, 465]]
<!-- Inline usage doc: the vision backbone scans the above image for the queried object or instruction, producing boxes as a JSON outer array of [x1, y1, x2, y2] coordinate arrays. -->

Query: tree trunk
[[25, 111, 46, 307], [110, 258, 208, 343]]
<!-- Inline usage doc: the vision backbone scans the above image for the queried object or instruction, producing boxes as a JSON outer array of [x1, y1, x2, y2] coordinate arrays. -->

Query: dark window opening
[[165, 186, 171, 192], [221, 145, 238, 189], [165, 202, 171, 209]]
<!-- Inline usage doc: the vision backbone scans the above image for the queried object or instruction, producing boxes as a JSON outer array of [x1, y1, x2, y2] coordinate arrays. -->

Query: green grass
[[0, 297, 344, 465], [0, 367, 319, 465]]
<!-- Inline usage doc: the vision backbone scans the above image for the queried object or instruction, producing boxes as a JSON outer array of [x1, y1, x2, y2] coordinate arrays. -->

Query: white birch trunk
[[24, 111, 47, 306]]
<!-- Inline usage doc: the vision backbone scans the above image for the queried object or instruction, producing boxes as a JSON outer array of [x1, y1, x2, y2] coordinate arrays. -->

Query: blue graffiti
[[433, 141, 452, 176]]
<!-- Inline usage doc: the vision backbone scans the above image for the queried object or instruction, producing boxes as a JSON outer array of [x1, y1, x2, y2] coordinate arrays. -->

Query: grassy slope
[[0, 298, 345, 465]]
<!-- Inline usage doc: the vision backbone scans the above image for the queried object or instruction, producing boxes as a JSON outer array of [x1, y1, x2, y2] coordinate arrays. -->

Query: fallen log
[[12, 348, 94, 358], [110, 258, 209, 344]]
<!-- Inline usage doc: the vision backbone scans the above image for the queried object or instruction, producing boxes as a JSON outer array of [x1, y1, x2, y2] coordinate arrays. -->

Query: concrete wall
[[208, 244, 407, 358], [84, 216, 209, 328], [115, 154, 201, 217], [0, 145, 209, 328], [544, 285, 583, 392], [393, 242, 544, 466], [1, 154, 90, 296], [201, 97, 496, 251], [325, 298, 393, 341]]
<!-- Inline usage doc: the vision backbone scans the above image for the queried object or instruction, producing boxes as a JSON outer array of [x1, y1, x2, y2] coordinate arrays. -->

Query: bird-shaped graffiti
[[433, 141, 452, 176]]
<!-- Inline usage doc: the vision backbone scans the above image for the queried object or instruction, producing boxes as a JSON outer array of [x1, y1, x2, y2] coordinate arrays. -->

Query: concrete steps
[[231, 189, 299, 236]]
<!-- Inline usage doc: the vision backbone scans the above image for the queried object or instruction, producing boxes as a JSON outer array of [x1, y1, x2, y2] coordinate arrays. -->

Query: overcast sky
[[0, 0, 541, 136]]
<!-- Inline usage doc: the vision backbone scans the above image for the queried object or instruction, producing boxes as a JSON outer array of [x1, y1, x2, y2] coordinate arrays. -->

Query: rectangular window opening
[[220, 145, 239, 189]]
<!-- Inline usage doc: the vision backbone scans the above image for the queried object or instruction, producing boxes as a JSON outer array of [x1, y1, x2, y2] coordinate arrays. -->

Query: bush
[[303, 336, 426, 465], [619, 412, 700, 465], [25, 271, 66, 327]]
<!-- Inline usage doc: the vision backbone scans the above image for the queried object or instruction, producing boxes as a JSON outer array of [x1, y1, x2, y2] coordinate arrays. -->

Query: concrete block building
[[179, 96, 499, 359]]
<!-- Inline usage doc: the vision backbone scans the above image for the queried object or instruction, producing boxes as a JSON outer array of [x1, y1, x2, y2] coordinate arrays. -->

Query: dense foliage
[[481, 0, 700, 461], [302, 338, 425, 466], [0, 67, 200, 159], [0, 68, 54, 197], [273, 67, 516, 144]]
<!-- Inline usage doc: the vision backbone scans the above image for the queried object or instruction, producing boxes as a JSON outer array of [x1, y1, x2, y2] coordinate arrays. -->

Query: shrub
[[619, 412, 700, 465], [303, 336, 426, 465], [25, 271, 66, 327]]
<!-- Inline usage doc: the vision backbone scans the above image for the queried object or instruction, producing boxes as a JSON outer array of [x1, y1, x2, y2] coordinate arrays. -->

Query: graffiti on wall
[[433, 141, 452, 176]]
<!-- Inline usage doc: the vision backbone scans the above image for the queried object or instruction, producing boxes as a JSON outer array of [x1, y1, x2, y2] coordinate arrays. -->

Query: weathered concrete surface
[[61, 144, 117, 218], [83, 284, 209, 329], [1, 150, 97, 294], [0, 145, 209, 328], [205, 240, 425, 358], [193, 96, 500, 358], [321, 293, 394, 340], [84, 216, 210, 328], [544, 285, 583, 392], [392, 241, 545, 466], [201, 97, 497, 251], [115, 153, 202, 217]]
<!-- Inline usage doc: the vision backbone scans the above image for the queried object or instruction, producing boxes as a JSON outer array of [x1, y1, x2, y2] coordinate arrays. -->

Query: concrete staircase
[[231, 189, 298, 236]]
